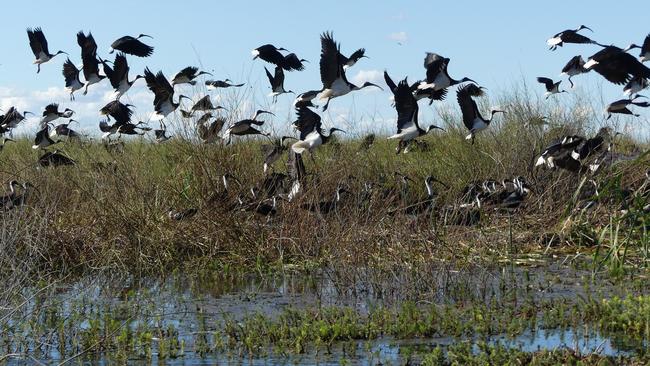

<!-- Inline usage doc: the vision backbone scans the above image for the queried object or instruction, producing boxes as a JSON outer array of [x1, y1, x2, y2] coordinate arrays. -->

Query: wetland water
[[1, 260, 648, 364]]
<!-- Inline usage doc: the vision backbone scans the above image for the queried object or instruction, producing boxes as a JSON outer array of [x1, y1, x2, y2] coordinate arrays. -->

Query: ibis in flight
[[223, 110, 274, 145], [265, 66, 294, 102], [318, 32, 382, 111], [171, 66, 212, 86], [102, 53, 143, 99], [386, 74, 444, 154], [624, 76, 649, 97], [547, 25, 600, 51], [62, 58, 83, 100], [537, 77, 566, 99], [40, 103, 74, 128], [206, 79, 245, 90], [144, 68, 190, 120], [188, 95, 227, 112], [291, 105, 345, 154], [110, 34, 154, 57], [418, 52, 475, 92], [584, 46, 650, 85], [605, 96, 650, 119], [456, 83, 505, 143], [561, 55, 587, 88], [27, 27, 67, 73], [0, 107, 32, 130], [77, 31, 105, 95], [252, 44, 306, 71]]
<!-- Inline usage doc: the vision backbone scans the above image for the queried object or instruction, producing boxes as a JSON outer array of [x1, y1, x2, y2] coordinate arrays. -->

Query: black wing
[[282, 53, 305, 71], [264, 66, 275, 88], [423, 52, 448, 83], [102, 100, 134, 125], [43, 103, 59, 116], [294, 106, 322, 140], [394, 78, 418, 132], [177, 66, 198, 79], [62, 58, 80, 87], [456, 84, 480, 130], [77, 31, 97, 58], [384, 71, 397, 94], [112, 53, 130, 87], [536, 77, 554, 89], [347, 48, 366, 63], [144, 68, 174, 107], [27, 27, 47, 57], [561, 56, 585, 73], [274, 66, 285, 89], [81, 52, 101, 80], [561, 31, 595, 45], [320, 32, 343, 88], [112, 36, 154, 57], [642, 34, 650, 54]]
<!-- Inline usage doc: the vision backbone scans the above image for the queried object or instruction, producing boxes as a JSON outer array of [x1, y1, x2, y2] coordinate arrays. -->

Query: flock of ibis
[[0, 26, 648, 219]]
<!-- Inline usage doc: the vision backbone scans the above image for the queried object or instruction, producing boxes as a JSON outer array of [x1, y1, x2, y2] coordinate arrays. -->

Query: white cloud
[[388, 31, 408, 44]]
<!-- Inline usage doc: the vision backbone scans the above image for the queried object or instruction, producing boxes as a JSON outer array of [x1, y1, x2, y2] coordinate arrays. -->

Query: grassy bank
[[0, 94, 648, 287]]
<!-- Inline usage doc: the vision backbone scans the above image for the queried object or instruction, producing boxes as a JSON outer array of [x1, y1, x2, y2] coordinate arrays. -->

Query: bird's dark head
[[360, 82, 383, 91], [577, 25, 593, 32], [55, 51, 68, 57], [254, 110, 275, 119], [491, 109, 506, 116], [8, 180, 20, 188], [394, 172, 414, 184], [134, 74, 144, 81], [427, 125, 445, 133], [68, 119, 78, 126], [624, 44, 641, 52], [137, 34, 153, 39]]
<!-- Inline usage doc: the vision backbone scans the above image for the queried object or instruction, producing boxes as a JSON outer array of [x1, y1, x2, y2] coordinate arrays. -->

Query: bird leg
[[322, 98, 331, 112], [37, 64, 41, 74]]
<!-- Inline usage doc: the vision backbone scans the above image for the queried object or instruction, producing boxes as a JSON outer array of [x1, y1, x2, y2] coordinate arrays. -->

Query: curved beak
[[365, 82, 383, 91], [23, 111, 34, 117], [138, 34, 153, 39]]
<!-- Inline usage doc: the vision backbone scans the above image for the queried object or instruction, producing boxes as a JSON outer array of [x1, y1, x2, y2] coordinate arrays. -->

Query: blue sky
[[1, 0, 649, 138]]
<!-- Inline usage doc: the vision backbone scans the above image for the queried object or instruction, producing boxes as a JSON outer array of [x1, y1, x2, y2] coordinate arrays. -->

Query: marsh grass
[[0, 87, 648, 292]]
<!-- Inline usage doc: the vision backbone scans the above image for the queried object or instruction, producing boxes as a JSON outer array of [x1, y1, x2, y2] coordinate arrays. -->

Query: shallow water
[[1, 262, 648, 365]]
